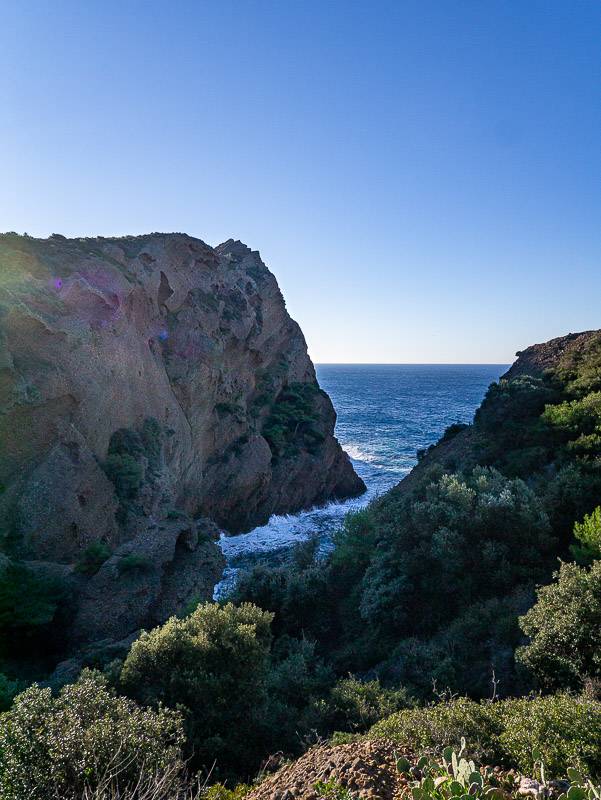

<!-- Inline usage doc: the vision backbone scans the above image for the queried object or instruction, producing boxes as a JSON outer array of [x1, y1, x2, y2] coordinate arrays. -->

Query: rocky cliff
[[503, 329, 601, 380], [0, 232, 364, 645]]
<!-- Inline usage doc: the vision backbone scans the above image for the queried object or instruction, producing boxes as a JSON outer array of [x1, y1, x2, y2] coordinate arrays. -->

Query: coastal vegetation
[[2, 331, 601, 796], [262, 382, 325, 459]]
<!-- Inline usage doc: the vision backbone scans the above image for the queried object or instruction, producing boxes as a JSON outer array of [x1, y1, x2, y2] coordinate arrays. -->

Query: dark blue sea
[[216, 364, 507, 596]]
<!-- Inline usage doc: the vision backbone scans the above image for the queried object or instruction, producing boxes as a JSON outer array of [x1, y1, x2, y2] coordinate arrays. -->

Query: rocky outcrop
[[70, 516, 224, 643], [0, 232, 364, 645], [247, 739, 408, 800], [385, 328, 601, 506], [503, 329, 601, 380]]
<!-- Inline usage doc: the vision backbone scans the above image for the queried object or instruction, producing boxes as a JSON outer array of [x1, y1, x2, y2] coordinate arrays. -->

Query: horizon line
[[314, 362, 511, 366]]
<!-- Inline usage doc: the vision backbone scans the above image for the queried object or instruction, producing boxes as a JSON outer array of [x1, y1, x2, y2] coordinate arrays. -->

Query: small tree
[[120, 602, 273, 780], [517, 560, 601, 690]]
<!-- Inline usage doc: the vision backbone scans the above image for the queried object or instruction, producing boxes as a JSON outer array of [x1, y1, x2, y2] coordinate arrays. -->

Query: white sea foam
[[213, 492, 375, 599], [212, 460, 412, 599], [342, 443, 377, 463]]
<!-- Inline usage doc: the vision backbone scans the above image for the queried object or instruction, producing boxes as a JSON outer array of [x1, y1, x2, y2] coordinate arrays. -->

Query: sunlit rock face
[[0, 232, 364, 642]]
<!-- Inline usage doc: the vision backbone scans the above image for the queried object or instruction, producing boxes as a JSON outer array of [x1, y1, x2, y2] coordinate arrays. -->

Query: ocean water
[[215, 364, 507, 597]]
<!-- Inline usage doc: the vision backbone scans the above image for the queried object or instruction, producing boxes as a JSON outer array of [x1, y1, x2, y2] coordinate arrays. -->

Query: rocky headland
[[0, 232, 364, 649]]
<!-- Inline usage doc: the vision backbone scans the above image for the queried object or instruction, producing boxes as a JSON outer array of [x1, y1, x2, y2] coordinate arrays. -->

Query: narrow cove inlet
[[4, 4, 601, 795], [215, 363, 506, 596]]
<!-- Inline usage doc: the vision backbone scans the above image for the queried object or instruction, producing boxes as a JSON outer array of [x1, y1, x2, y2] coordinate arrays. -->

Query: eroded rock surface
[[0, 232, 364, 645], [247, 739, 408, 800]]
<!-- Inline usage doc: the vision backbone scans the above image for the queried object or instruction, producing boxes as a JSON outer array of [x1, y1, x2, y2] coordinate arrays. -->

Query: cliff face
[[0, 232, 364, 643]]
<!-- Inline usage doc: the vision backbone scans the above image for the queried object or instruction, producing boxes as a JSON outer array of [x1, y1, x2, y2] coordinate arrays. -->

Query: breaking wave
[[341, 443, 377, 463]]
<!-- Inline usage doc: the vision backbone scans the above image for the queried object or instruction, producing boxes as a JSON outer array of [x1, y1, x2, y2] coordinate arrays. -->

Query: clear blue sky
[[1, 1, 600, 363]]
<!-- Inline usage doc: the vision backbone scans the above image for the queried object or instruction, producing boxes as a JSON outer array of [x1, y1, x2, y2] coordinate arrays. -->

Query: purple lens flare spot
[[158, 329, 169, 341], [53, 278, 63, 291]]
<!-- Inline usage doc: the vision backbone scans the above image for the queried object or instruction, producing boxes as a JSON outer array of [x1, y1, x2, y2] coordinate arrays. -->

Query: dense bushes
[[3, 671, 600, 797], [473, 375, 559, 474], [370, 693, 601, 778], [370, 697, 502, 762], [516, 560, 601, 691], [0, 670, 185, 800], [103, 453, 143, 502], [543, 392, 601, 457], [118, 600, 413, 781], [234, 467, 554, 695], [496, 694, 601, 779], [314, 676, 414, 734], [102, 418, 164, 519], [120, 603, 273, 779], [378, 588, 533, 698], [354, 467, 551, 634], [234, 338, 601, 701], [552, 333, 601, 397], [262, 382, 324, 458], [231, 541, 334, 640]]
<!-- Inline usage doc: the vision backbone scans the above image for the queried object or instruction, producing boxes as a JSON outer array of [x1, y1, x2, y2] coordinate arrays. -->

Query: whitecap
[[342, 443, 377, 463]]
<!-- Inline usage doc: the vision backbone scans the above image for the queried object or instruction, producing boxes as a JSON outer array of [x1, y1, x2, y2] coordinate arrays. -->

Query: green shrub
[[231, 543, 334, 641], [571, 506, 601, 564], [380, 588, 531, 698], [517, 561, 601, 691], [497, 694, 601, 778], [267, 635, 333, 714], [370, 693, 601, 778], [120, 603, 273, 780], [316, 676, 413, 733], [542, 464, 601, 549], [75, 540, 112, 575], [314, 779, 356, 800], [473, 376, 559, 473], [215, 401, 243, 418], [370, 697, 502, 762], [353, 469, 552, 677], [331, 509, 379, 577], [262, 382, 323, 458], [117, 553, 152, 575], [203, 784, 251, 800], [103, 453, 143, 501], [552, 333, 601, 397], [107, 427, 144, 459], [543, 392, 601, 458], [103, 419, 164, 514], [234, 467, 554, 694], [440, 423, 469, 442], [0, 670, 185, 800]]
